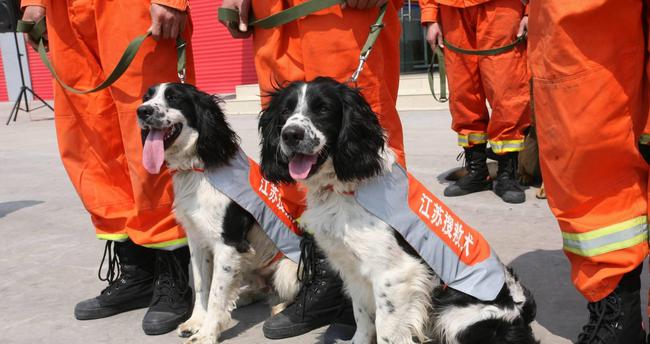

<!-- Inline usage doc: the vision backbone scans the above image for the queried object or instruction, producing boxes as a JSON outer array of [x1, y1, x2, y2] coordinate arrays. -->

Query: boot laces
[[295, 235, 330, 319], [151, 252, 190, 305], [97, 241, 124, 295], [576, 295, 622, 344]]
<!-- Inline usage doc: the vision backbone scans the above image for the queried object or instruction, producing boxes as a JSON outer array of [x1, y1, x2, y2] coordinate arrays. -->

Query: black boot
[[74, 240, 155, 320], [444, 144, 491, 197], [263, 234, 355, 339], [142, 246, 193, 335], [493, 151, 526, 204], [575, 264, 646, 344]]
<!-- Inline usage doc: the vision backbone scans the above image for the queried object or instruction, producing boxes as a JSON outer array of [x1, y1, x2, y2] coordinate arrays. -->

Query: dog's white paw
[[177, 317, 203, 338], [183, 333, 218, 344]]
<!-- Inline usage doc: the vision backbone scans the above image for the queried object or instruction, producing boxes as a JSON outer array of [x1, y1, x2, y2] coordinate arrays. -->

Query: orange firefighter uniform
[[21, 0, 194, 249], [528, 0, 649, 302], [250, 0, 405, 167], [419, 0, 530, 154]]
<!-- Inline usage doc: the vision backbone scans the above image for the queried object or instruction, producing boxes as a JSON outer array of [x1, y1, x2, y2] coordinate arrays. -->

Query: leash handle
[[443, 32, 527, 56], [427, 33, 526, 103], [218, 0, 345, 29], [428, 46, 448, 103], [17, 19, 187, 94]]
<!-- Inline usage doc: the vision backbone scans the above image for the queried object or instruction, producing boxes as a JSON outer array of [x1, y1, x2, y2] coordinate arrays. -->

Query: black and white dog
[[258, 77, 538, 344], [137, 83, 299, 344]]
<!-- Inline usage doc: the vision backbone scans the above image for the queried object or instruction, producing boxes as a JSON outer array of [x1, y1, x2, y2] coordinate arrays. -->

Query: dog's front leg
[[374, 286, 417, 344], [178, 239, 212, 338], [185, 245, 242, 344], [343, 277, 376, 344]]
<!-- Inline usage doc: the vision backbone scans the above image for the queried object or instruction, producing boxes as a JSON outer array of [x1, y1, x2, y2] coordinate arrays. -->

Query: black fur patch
[[433, 268, 539, 344], [221, 201, 254, 253]]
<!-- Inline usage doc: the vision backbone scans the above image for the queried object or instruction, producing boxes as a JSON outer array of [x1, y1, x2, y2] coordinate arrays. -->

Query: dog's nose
[[137, 105, 154, 120], [281, 126, 305, 147]]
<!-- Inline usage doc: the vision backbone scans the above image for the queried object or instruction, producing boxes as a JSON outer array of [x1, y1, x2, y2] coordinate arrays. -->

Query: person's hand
[[22, 6, 47, 51], [425, 22, 444, 49], [149, 3, 187, 41], [342, 0, 388, 9], [517, 15, 528, 37], [219, 0, 252, 39]]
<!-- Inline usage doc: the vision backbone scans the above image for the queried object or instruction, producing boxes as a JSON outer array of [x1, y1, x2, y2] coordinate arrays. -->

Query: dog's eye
[[318, 106, 329, 114], [281, 108, 291, 116], [166, 94, 177, 102]]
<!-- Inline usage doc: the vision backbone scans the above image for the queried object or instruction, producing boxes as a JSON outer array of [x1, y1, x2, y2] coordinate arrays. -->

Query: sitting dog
[[137, 83, 300, 344], [258, 77, 538, 344]]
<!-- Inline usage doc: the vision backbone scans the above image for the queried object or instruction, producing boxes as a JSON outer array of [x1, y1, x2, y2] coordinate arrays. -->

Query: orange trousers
[[439, 0, 530, 153], [42, 0, 194, 249], [529, 0, 649, 302], [251, 0, 405, 167]]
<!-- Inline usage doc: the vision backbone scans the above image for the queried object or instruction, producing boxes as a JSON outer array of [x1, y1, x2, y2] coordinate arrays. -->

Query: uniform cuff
[[420, 6, 438, 24], [151, 0, 188, 11], [21, 0, 46, 9]]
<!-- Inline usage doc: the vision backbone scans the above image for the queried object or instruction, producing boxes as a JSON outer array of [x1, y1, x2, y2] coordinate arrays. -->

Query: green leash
[[428, 32, 527, 103], [218, 0, 387, 82], [16, 19, 187, 94], [218, 0, 344, 29]]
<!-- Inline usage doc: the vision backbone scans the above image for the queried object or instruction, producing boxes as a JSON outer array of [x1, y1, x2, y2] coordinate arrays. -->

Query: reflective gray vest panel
[[356, 164, 505, 301], [204, 149, 302, 263]]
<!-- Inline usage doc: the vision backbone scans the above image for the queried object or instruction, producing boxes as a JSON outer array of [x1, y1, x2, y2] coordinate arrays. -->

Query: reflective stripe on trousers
[[356, 163, 505, 301], [562, 216, 649, 257]]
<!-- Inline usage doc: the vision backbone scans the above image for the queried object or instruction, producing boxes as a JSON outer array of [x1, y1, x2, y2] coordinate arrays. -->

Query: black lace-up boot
[[74, 240, 155, 320], [142, 246, 192, 335], [444, 144, 491, 197], [263, 234, 355, 339], [493, 151, 526, 204], [575, 264, 646, 344]]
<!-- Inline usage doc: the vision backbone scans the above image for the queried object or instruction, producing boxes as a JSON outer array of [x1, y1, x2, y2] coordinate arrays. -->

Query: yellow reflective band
[[96, 233, 129, 241], [564, 232, 648, 257], [143, 238, 188, 250], [467, 133, 488, 143], [489, 139, 524, 153], [640, 134, 650, 145], [562, 216, 647, 241], [562, 216, 649, 257], [458, 133, 487, 147]]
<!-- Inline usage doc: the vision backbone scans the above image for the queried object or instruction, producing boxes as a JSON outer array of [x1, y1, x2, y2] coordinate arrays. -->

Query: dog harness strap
[[355, 164, 505, 301], [203, 149, 303, 263], [16, 19, 186, 94]]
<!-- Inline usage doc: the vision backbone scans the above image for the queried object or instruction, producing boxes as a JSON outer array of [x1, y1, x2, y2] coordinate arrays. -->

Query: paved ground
[[2, 103, 647, 344]]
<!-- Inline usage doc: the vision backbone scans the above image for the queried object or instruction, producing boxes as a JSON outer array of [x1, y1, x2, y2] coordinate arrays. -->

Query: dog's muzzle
[[280, 124, 320, 156]]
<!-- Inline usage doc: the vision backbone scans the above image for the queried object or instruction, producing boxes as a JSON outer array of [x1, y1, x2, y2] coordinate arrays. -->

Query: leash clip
[[178, 68, 186, 84], [350, 50, 371, 83]]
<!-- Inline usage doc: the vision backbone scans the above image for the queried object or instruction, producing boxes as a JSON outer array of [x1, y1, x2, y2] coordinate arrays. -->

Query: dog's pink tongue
[[142, 129, 165, 174], [289, 154, 318, 180]]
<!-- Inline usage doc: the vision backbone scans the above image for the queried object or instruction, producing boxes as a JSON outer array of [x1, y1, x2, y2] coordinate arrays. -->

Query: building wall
[[19, 0, 258, 100], [26, 46, 53, 100], [192, 0, 258, 94], [0, 50, 8, 101]]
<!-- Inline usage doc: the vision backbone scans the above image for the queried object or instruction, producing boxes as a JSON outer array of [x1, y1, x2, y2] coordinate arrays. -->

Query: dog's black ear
[[332, 84, 386, 182], [193, 92, 239, 168], [258, 95, 294, 184]]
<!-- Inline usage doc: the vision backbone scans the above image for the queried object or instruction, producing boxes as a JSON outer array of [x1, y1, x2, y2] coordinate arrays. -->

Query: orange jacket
[[21, 0, 189, 11], [419, 0, 528, 23]]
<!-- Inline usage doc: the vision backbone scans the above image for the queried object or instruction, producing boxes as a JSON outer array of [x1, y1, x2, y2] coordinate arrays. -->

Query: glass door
[[399, 0, 432, 74]]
